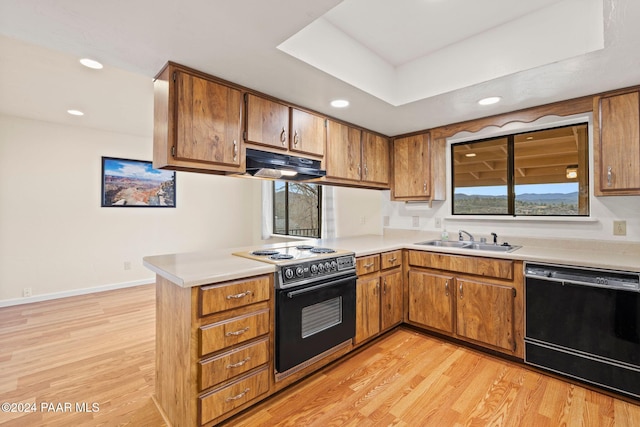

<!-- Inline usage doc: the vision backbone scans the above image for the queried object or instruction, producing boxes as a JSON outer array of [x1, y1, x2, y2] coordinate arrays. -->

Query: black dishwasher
[[524, 262, 640, 399]]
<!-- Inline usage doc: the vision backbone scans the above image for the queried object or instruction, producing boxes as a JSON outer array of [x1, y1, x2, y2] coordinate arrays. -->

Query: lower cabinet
[[355, 251, 403, 345], [407, 251, 523, 357], [155, 273, 274, 427]]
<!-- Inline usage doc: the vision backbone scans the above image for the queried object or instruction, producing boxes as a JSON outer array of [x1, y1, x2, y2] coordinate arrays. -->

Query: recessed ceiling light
[[79, 58, 103, 69], [465, 153, 476, 157], [478, 96, 501, 106], [330, 99, 349, 108], [67, 109, 84, 116]]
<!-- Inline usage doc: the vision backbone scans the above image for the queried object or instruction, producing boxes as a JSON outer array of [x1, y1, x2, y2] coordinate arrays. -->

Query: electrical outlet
[[434, 217, 442, 229], [412, 216, 420, 227], [613, 220, 627, 236], [124, 261, 132, 270], [383, 216, 390, 227], [360, 216, 366, 225], [23, 287, 32, 297]]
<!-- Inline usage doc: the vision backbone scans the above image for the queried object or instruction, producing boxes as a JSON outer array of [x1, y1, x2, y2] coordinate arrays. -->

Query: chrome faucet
[[458, 230, 474, 242]]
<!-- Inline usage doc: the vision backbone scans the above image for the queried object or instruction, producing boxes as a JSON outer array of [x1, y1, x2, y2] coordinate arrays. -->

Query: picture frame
[[101, 157, 176, 207]]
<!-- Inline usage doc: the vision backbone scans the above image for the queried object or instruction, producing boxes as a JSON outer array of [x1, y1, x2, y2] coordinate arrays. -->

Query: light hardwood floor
[[1, 285, 638, 426]]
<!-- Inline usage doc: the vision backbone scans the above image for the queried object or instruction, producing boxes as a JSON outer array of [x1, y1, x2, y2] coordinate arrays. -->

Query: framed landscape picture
[[101, 157, 176, 207]]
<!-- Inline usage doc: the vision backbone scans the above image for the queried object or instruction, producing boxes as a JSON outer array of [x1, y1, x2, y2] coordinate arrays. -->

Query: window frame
[[272, 181, 322, 238], [450, 123, 590, 217]]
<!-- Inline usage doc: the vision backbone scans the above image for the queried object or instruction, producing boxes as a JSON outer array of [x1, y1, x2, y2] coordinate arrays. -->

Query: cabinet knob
[[607, 166, 612, 187], [280, 127, 287, 145]]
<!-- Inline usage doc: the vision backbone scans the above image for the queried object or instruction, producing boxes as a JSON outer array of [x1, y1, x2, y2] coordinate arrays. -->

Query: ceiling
[[0, 0, 639, 138]]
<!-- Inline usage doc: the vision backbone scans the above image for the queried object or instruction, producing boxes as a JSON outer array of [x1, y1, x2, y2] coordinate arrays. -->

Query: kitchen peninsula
[[144, 231, 640, 426]]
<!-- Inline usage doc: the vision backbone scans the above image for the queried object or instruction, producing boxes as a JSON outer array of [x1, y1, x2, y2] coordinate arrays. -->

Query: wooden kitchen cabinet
[[408, 271, 454, 334], [407, 251, 523, 358], [325, 120, 390, 188], [245, 94, 326, 157], [153, 63, 243, 174], [355, 251, 403, 345], [155, 273, 274, 427], [593, 89, 640, 195], [392, 133, 430, 199], [456, 278, 515, 352]]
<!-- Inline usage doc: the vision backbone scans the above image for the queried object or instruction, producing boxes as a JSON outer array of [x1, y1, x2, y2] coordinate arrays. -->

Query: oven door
[[275, 273, 356, 374]]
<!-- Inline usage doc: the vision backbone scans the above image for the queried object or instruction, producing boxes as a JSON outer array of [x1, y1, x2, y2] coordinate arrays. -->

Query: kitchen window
[[273, 181, 322, 238], [452, 123, 589, 216]]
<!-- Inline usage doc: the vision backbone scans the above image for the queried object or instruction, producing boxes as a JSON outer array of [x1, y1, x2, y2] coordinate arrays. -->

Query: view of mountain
[[454, 192, 580, 215]]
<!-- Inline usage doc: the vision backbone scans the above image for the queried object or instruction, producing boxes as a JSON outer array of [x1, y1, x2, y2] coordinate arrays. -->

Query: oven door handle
[[286, 275, 356, 298]]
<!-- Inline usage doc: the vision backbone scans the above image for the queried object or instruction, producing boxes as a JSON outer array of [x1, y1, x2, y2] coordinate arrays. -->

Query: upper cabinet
[[153, 63, 243, 173], [245, 94, 325, 157], [392, 132, 446, 201], [325, 120, 390, 188], [593, 89, 640, 196]]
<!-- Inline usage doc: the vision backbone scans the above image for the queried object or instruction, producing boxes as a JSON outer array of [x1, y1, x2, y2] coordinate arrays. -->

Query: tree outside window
[[273, 181, 321, 238]]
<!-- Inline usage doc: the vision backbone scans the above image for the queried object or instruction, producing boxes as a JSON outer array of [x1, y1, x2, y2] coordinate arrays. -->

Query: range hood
[[244, 148, 326, 181]]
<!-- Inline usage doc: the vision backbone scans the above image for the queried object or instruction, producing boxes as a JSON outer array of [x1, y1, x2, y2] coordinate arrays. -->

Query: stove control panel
[[278, 255, 356, 288]]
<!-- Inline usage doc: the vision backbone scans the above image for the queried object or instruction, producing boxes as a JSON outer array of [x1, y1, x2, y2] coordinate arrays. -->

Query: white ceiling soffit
[[278, 0, 604, 106]]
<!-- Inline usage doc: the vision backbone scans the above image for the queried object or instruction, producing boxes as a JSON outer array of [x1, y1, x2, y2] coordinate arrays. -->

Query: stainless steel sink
[[415, 240, 521, 252], [467, 243, 521, 252], [415, 240, 473, 248]]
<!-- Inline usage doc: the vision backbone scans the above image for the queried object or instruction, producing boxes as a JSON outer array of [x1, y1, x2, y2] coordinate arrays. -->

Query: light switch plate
[[412, 216, 420, 227], [613, 220, 627, 236]]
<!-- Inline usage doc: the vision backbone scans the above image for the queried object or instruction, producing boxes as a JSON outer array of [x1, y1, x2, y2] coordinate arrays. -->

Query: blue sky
[[104, 158, 174, 182], [456, 183, 578, 196]]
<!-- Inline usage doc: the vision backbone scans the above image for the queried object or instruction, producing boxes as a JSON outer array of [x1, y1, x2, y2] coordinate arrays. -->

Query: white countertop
[[143, 231, 640, 287]]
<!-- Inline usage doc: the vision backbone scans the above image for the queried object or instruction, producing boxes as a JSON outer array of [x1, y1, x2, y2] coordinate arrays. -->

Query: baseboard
[[0, 278, 155, 308]]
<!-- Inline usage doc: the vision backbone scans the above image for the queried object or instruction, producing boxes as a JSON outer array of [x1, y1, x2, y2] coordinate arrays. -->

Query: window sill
[[446, 215, 599, 223]]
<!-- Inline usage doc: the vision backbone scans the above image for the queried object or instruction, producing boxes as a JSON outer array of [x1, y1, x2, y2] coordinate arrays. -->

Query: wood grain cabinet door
[[355, 277, 381, 344], [392, 133, 430, 199], [408, 271, 454, 333], [290, 108, 325, 156], [175, 71, 242, 166], [326, 120, 362, 181], [597, 91, 640, 194], [361, 131, 390, 185], [245, 94, 290, 149], [381, 270, 403, 331], [456, 279, 515, 352]]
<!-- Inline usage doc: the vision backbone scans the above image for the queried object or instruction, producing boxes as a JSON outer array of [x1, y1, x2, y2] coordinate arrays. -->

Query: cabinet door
[[456, 279, 515, 352], [392, 133, 430, 199], [245, 94, 289, 150], [175, 71, 242, 166], [361, 131, 390, 185], [355, 277, 380, 344], [381, 270, 403, 331], [597, 91, 640, 194], [291, 108, 325, 157], [408, 271, 453, 333], [326, 120, 362, 181]]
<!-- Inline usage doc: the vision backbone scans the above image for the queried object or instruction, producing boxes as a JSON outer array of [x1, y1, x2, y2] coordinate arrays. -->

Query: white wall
[[333, 186, 383, 237], [0, 115, 263, 302]]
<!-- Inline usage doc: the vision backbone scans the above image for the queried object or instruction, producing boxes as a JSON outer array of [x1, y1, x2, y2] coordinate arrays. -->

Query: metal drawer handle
[[423, 181, 427, 193], [387, 257, 397, 263], [445, 280, 449, 297], [225, 388, 250, 402], [226, 290, 252, 300], [364, 263, 375, 268], [280, 127, 287, 144], [294, 130, 299, 145], [459, 283, 463, 299], [233, 140, 238, 161], [607, 166, 612, 187], [226, 356, 251, 369], [225, 327, 249, 337]]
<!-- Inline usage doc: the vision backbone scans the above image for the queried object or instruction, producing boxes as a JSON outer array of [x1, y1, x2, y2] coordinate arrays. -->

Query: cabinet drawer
[[199, 366, 270, 425], [199, 309, 270, 356], [199, 275, 271, 316], [199, 337, 269, 391], [408, 251, 513, 280], [380, 250, 402, 270], [356, 255, 380, 275]]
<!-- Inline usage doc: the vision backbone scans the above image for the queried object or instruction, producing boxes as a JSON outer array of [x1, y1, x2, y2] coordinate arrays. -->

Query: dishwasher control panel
[[525, 262, 640, 292]]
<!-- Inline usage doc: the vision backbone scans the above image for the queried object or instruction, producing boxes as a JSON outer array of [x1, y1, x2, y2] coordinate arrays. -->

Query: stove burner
[[270, 254, 294, 260], [310, 247, 336, 254], [251, 250, 280, 256], [296, 245, 315, 250]]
